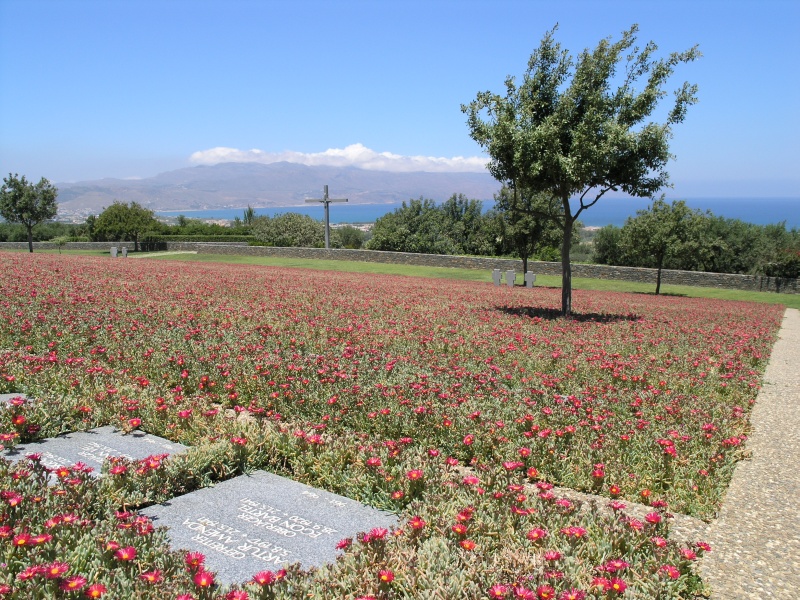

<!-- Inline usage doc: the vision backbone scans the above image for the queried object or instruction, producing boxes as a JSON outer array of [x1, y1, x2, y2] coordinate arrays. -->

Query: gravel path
[[698, 307, 800, 599]]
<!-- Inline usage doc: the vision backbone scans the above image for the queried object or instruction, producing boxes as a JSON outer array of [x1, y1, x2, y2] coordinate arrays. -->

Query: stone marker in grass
[[0, 393, 29, 407], [141, 470, 399, 585], [2, 426, 188, 475]]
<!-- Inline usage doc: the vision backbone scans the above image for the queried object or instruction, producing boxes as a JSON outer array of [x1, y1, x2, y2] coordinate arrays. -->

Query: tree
[[334, 225, 366, 249], [591, 225, 624, 266], [366, 198, 451, 254], [617, 198, 699, 294], [439, 193, 493, 256], [251, 213, 326, 247], [463, 25, 699, 315], [493, 186, 573, 273], [0, 173, 59, 253], [93, 201, 160, 251]]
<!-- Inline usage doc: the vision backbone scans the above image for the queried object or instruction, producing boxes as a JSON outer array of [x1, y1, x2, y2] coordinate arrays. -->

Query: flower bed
[[0, 254, 784, 598]]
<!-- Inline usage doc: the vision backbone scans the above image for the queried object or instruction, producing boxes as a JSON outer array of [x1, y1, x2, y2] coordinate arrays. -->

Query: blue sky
[[1, 0, 798, 198]]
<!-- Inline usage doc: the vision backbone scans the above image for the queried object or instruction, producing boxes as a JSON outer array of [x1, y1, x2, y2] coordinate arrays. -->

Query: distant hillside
[[56, 162, 501, 217]]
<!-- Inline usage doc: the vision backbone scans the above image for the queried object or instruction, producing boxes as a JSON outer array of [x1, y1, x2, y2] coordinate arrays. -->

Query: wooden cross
[[305, 185, 348, 249]]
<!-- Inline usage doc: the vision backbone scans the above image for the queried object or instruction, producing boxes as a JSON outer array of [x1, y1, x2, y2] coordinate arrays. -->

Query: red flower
[[459, 539, 476, 550], [680, 547, 698, 561], [252, 570, 276, 585], [44, 561, 70, 579], [84, 584, 107, 598], [609, 578, 627, 594], [695, 541, 712, 552], [645, 512, 662, 525], [368, 527, 388, 540], [225, 591, 249, 600], [488, 584, 509, 598], [558, 590, 586, 600], [193, 570, 215, 587], [536, 585, 556, 600], [406, 469, 424, 480], [335, 538, 352, 550], [408, 515, 426, 530], [560, 526, 587, 539], [659, 564, 680, 579], [139, 571, 162, 584], [526, 528, 548, 542], [60, 576, 87, 592], [378, 569, 395, 583], [114, 546, 137, 561]]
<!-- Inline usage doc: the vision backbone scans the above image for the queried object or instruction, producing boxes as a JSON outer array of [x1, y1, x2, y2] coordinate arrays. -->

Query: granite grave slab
[[0, 393, 30, 407], [2, 426, 188, 475], [141, 470, 399, 585]]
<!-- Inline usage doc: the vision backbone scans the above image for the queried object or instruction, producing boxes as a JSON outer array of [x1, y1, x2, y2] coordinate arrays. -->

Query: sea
[[157, 197, 800, 229]]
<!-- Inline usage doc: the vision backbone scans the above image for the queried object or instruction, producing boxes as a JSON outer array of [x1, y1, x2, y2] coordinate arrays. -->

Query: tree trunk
[[522, 255, 528, 276], [561, 208, 574, 316], [655, 253, 664, 295], [26, 226, 34, 253]]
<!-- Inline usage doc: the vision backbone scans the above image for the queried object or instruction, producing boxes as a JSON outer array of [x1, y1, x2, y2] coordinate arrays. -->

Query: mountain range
[[55, 162, 501, 217]]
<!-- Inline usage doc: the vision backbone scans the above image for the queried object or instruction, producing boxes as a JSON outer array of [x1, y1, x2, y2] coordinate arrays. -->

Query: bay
[[158, 197, 800, 229]]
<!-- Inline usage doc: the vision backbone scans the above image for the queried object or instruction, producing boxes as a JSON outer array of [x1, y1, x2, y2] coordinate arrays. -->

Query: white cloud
[[188, 143, 488, 173]]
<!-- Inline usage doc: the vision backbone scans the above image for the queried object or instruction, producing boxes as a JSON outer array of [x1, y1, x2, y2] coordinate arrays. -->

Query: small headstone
[[110, 246, 118, 258], [141, 470, 399, 585], [0, 393, 29, 408], [121, 246, 128, 258], [505, 270, 515, 287], [2, 426, 188, 475], [492, 269, 502, 286], [525, 272, 537, 288]]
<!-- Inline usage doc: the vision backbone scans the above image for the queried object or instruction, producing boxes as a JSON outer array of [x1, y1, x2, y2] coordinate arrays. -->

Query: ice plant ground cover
[[0, 254, 784, 599]]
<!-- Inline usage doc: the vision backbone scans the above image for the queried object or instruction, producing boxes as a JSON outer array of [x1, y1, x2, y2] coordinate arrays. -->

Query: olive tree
[[618, 198, 700, 294], [251, 213, 326, 248], [0, 173, 59, 253], [93, 201, 160, 251], [463, 25, 699, 315]]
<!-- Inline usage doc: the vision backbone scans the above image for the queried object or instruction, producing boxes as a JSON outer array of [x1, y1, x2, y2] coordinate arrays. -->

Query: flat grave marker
[[0, 393, 29, 408], [141, 470, 399, 585], [2, 426, 188, 475]]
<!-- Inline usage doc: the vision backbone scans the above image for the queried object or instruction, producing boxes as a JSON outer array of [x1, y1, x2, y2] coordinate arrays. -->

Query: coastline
[[155, 197, 800, 229]]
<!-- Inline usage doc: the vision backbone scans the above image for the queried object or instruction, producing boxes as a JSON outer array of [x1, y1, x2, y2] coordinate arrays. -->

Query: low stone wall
[[1, 241, 796, 294]]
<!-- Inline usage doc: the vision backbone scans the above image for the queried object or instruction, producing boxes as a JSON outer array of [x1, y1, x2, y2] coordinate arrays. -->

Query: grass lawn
[[3, 247, 796, 309], [137, 251, 800, 310]]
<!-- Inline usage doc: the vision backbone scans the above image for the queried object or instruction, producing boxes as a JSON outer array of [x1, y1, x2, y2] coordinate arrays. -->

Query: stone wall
[[1, 241, 796, 294]]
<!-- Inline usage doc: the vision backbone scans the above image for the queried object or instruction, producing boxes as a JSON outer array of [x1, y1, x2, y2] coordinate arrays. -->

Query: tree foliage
[[617, 198, 700, 294], [593, 209, 800, 280], [92, 201, 160, 251], [0, 173, 59, 252], [335, 225, 366, 249], [251, 213, 326, 248], [463, 24, 700, 314], [367, 195, 495, 256], [492, 186, 577, 273]]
